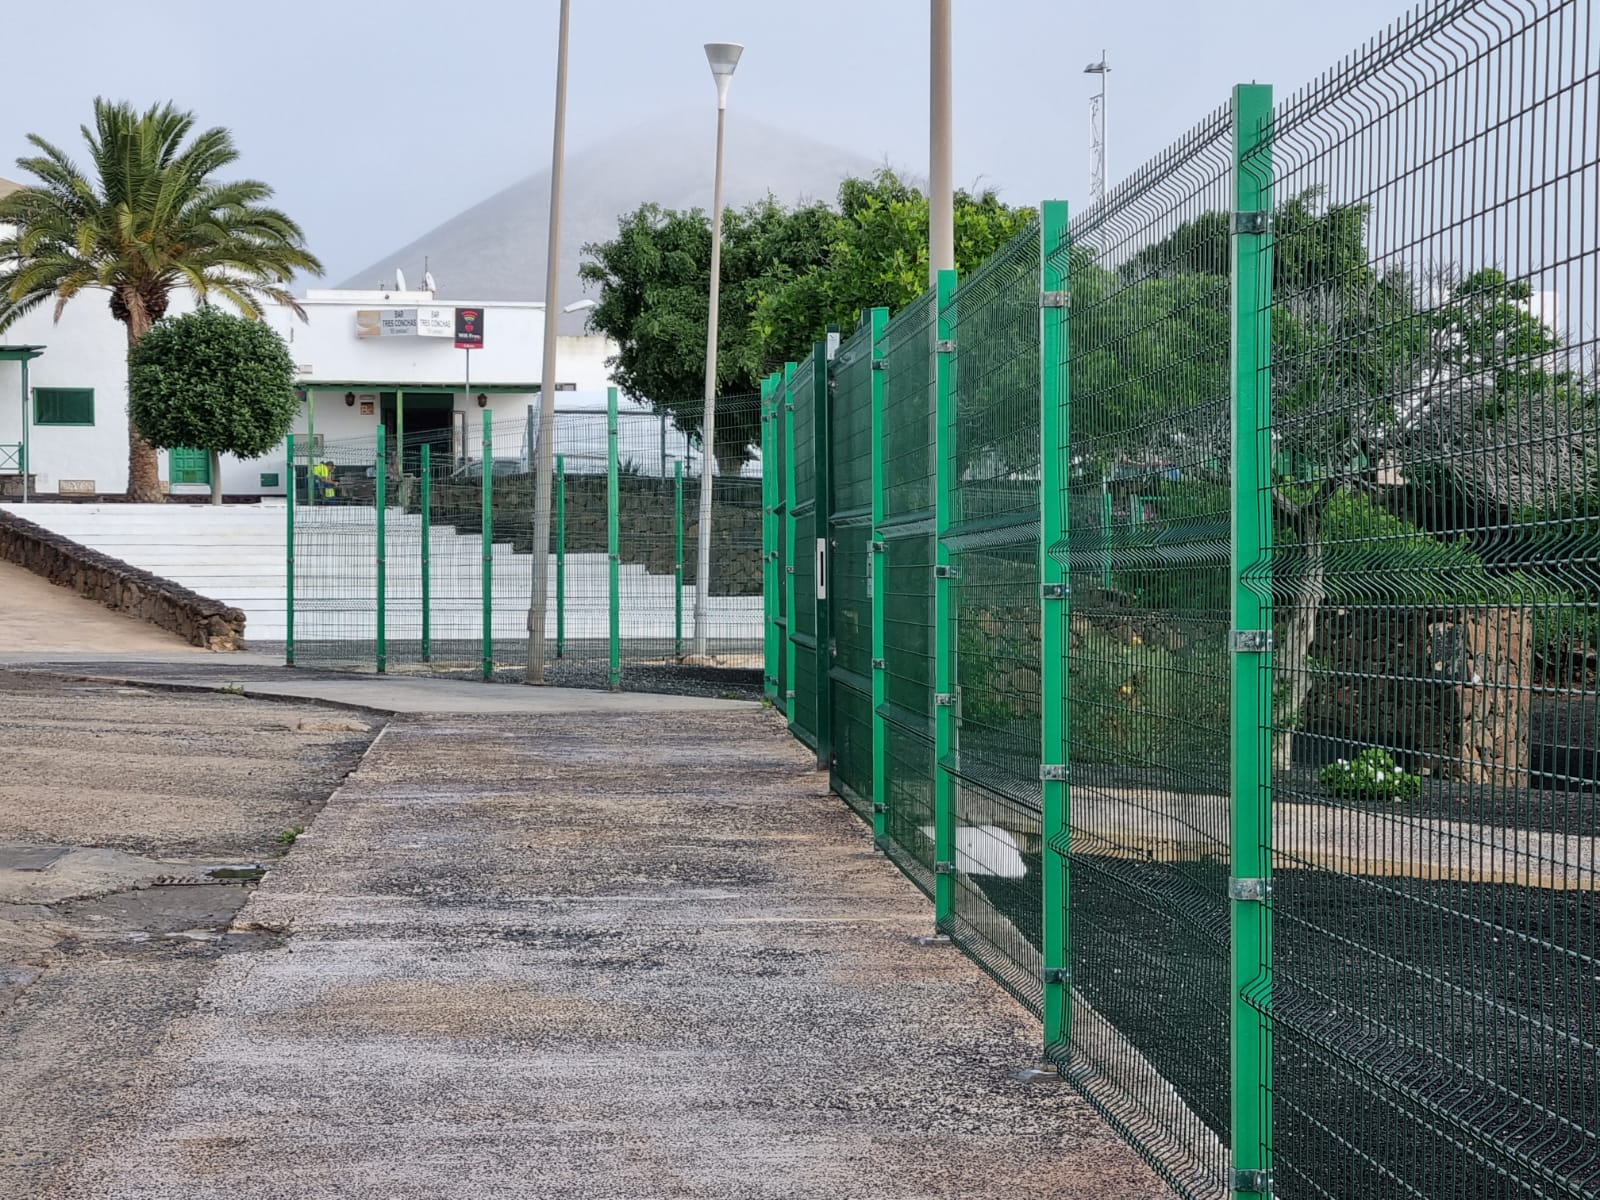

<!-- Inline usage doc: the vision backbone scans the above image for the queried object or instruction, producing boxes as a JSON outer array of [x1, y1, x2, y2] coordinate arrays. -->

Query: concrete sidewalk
[[50, 702, 1160, 1200]]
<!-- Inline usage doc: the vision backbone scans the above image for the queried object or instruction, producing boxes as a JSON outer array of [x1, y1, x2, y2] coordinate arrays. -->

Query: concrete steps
[[14, 503, 759, 649]]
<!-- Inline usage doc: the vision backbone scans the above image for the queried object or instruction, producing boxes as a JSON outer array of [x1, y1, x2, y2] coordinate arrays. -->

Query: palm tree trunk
[[210, 450, 223, 505], [120, 301, 164, 503], [1273, 515, 1326, 772]]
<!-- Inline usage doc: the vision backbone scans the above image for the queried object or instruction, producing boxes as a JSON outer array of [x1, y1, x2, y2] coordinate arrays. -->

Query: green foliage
[[129, 308, 299, 459], [0, 98, 321, 499], [580, 170, 1032, 464], [1319, 748, 1422, 801]]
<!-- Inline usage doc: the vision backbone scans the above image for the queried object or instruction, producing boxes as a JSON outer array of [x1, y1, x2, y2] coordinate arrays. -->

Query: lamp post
[[525, 0, 572, 684], [929, 0, 953, 283], [1084, 52, 1110, 207], [692, 40, 743, 661]]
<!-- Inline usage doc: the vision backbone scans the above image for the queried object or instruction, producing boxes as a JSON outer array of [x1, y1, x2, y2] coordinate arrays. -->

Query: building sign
[[355, 307, 455, 339], [454, 307, 485, 349]]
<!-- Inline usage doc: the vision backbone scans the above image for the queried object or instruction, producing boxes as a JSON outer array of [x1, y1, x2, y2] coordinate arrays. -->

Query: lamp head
[[705, 42, 744, 109]]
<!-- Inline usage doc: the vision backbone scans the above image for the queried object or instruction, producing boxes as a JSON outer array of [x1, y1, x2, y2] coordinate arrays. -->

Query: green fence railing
[[285, 390, 765, 690], [764, 4, 1598, 1198]]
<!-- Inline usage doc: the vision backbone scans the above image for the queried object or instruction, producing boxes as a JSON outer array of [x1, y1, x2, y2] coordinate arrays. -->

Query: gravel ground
[[0, 673, 377, 1199], [55, 705, 1164, 1200]]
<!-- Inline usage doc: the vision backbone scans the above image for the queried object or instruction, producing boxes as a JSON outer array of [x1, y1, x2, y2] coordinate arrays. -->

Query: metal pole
[[482, 408, 494, 680], [396, 388, 405, 480], [525, 0, 571, 684], [555, 454, 566, 658], [285, 433, 295, 665], [932, 268, 958, 933], [929, 0, 954, 283], [1229, 82, 1275, 1200], [867, 308, 890, 849], [693, 100, 731, 660], [306, 390, 316, 505], [375, 425, 387, 675], [1039, 201, 1072, 1060], [20, 357, 29, 503], [607, 386, 621, 689], [421, 442, 432, 663], [674, 458, 685, 658]]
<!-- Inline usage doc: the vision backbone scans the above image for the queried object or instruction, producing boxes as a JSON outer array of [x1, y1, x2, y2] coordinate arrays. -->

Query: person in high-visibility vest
[[313, 460, 335, 503]]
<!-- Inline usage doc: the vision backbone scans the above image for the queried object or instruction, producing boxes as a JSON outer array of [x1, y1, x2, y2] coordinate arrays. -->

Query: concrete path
[[0, 654, 756, 715], [50, 701, 1160, 1199], [0, 562, 205, 655]]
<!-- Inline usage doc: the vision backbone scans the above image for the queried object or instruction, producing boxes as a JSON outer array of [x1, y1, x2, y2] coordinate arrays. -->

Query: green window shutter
[[33, 388, 94, 426]]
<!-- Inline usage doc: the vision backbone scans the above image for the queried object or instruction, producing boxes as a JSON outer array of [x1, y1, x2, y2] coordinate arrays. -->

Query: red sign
[[454, 307, 485, 350]]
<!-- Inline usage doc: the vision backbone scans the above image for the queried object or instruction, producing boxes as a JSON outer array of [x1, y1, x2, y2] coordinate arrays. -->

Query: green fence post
[[812, 338, 835, 772], [674, 458, 685, 659], [607, 386, 621, 689], [867, 308, 891, 849], [760, 375, 776, 697], [285, 433, 295, 666], [421, 442, 432, 663], [1101, 478, 1113, 590], [375, 425, 388, 675], [556, 454, 566, 659], [482, 409, 493, 681], [1229, 81, 1275, 1200], [1039, 201, 1072, 1059], [782, 361, 799, 721], [933, 268, 959, 933]]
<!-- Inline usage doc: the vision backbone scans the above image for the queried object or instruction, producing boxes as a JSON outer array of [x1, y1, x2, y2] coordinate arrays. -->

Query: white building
[[0, 223, 618, 497]]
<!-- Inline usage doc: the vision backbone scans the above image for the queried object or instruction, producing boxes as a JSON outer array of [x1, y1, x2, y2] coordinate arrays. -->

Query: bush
[[1319, 747, 1422, 801]]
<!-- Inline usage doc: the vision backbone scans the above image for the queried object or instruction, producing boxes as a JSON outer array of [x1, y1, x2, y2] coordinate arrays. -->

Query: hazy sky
[[3, 0, 1419, 286]]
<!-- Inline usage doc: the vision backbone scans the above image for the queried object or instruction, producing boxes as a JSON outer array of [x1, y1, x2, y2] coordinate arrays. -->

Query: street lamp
[[1084, 53, 1110, 207], [929, 0, 953, 283], [525, 0, 573, 684], [693, 39, 743, 661], [562, 299, 596, 314]]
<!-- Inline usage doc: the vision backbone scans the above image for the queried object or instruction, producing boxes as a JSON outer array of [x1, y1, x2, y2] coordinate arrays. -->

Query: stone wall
[[0, 512, 247, 651], [424, 474, 764, 597], [1304, 605, 1530, 785]]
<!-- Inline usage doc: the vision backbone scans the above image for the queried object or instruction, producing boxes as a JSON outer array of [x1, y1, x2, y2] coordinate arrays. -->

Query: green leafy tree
[[579, 197, 838, 467], [580, 170, 1032, 468], [128, 307, 299, 504], [0, 99, 321, 501]]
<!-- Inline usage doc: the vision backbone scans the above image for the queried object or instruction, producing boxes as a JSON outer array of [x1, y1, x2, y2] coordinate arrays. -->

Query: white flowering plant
[[1318, 748, 1422, 801]]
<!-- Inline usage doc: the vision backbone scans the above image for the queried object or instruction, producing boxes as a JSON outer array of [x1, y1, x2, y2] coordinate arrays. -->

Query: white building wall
[[0, 281, 623, 498]]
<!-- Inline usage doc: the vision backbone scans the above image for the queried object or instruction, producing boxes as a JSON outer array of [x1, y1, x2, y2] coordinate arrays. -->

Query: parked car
[[447, 457, 529, 481]]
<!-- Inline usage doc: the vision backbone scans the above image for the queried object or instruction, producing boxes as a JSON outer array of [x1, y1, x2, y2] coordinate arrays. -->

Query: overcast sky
[[3, 0, 1418, 286]]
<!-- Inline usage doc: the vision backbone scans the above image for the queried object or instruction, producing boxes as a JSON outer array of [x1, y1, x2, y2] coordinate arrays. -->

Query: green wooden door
[[169, 447, 211, 485]]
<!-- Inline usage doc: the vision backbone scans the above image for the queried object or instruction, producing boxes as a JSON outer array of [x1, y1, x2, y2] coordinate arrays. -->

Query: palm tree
[[0, 99, 322, 501]]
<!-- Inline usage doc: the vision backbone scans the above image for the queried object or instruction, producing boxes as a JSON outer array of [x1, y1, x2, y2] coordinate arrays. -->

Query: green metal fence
[[287, 390, 765, 690], [764, 3, 1598, 1197]]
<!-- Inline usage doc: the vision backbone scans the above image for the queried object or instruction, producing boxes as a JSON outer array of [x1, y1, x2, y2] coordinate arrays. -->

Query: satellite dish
[[423, 271, 437, 293], [395, 268, 407, 292]]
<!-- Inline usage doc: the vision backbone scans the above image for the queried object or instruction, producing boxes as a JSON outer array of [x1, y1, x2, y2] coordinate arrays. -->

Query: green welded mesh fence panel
[[879, 289, 940, 896], [291, 431, 391, 668], [1250, 5, 1599, 1197], [790, 353, 821, 749], [830, 321, 877, 819], [1056, 108, 1237, 1199], [941, 224, 1047, 1012], [774, 378, 790, 714]]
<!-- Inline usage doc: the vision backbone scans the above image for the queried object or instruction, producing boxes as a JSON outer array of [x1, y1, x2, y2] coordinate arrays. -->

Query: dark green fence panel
[[829, 320, 877, 819], [941, 225, 1047, 1012], [879, 290, 940, 896], [1252, 6, 1598, 1197], [1056, 106, 1238, 1199], [788, 353, 821, 751]]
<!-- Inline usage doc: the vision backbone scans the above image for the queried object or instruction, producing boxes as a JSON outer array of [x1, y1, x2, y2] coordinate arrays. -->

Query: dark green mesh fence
[[289, 395, 764, 692], [830, 323, 876, 819], [942, 225, 1047, 1012], [764, 4, 1596, 1199], [1051, 107, 1237, 1198], [880, 291, 940, 895], [1248, 5, 1599, 1196]]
